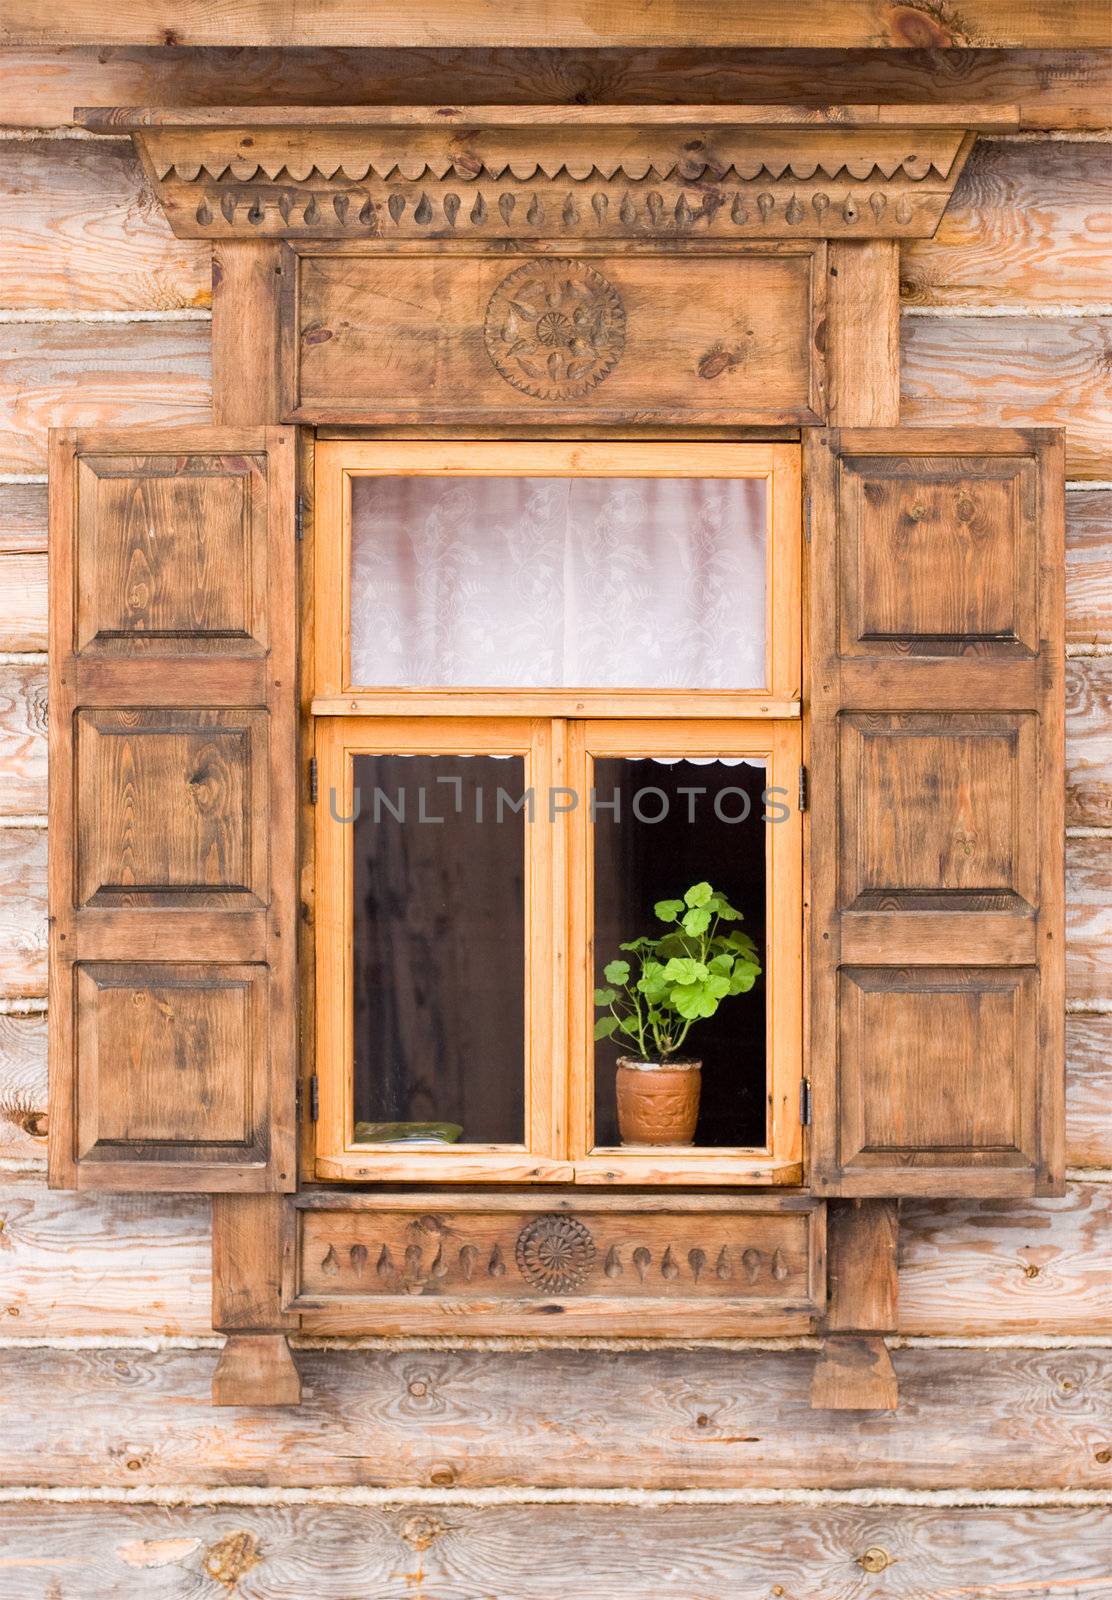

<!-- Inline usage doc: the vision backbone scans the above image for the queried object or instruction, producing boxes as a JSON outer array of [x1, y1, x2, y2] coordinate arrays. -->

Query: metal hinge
[[295, 493, 305, 541], [800, 1077, 812, 1127], [804, 494, 812, 545], [309, 1073, 319, 1122], [309, 755, 318, 805], [798, 764, 808, 813]]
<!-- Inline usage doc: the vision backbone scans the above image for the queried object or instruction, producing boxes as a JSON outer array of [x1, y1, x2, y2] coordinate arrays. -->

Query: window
[[313, 442, 802, 1184]]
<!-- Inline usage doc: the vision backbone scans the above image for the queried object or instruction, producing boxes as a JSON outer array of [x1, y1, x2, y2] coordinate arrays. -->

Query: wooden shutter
[[48, 427, 297, 1192], [807, 427, 1064, 1198]]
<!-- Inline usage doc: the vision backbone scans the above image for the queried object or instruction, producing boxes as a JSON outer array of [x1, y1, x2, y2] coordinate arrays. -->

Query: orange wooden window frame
[[312, 440, 803, 1186]]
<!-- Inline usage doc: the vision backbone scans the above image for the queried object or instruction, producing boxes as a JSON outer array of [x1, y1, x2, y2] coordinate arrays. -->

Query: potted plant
[[594, 881, 761, 1146]]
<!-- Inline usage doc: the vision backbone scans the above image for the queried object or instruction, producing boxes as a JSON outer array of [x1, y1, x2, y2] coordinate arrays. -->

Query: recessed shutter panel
[[48, 427, 297, 1191], [807, 428, 1065, 1198]]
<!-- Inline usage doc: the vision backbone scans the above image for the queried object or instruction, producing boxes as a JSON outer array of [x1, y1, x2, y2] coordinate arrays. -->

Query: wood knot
[[400, 1513, 449, 1551], [858, 1546, 894, 1573], [18, 1109, 48, 1140], [428, 1464, 456, 1487], [202, 1531, 260, 1588]]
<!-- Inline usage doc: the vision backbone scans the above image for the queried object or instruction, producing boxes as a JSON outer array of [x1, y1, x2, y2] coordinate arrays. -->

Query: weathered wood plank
[[0, 553, 46, 651], [0, 1176, 211, 1334], [3, 4, 1111, 50], [1066, 836, 1112, 1008], [0, 828, 45, 998], [1067, 1014, 1112, 1170], [0, 481, 46, 548], [0, 139, 210, 313], [3, 47, 1109, 128], [903, 139, 1112, 306], [0, 1501, 1109, 1600], [0, 320, 210, 474], [0, 1012, 47, 1163], [899, 1181, 1112, 1335], [0, 1342, 1104, 1488], [0, 662, 46, 815], [3, 1175, 1110, 1336], [0, 483, 49, 652], [901, 312, 1112, 480], [1067, 658, 1112, 830], [1068, 487, 1112, 645]]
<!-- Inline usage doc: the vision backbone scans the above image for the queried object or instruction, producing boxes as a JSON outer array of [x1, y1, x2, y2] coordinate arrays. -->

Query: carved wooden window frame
[[311, 440, 804, 1187]]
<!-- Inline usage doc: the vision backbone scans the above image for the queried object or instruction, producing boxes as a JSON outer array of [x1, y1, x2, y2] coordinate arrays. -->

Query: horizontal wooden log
[[2, 1171, 1109, 1338], [0, 662, 45, 816], [0, 829, 44, 999], [1067, 1014, 1112, 1169], [0, 1342, 1105, 1488], [0, 1176, 211, 1335], [1068, 487, 1112, 645], [3, 4, 1111, 50], [1066, 836, 1112, 1008], [0, 139, 209, 313], [0, 1011, 47, 1163], [0, 481, 46, 548], [899, 1181, 1112, 1336], [0, 320, 210, 475], [0, 1501, 1109, 1599], [0, 553, 46, 651], [1, 47, 1109, 127], [902, 138, 1112, 307], [901, 312, 1112, 480], [0, 483, 48, 652]]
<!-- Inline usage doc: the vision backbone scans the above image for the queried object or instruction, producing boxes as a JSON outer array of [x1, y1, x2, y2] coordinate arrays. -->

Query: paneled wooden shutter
[[807, 427, 1064, 1198], [48, 428, 297, 1191]]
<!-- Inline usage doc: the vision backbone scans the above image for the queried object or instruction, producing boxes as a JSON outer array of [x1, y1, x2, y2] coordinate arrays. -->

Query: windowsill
[[314, 1151, 803, 1186]]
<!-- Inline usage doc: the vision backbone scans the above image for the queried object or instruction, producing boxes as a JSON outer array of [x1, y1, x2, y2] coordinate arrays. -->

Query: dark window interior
[[592, 757, 768, 1148]]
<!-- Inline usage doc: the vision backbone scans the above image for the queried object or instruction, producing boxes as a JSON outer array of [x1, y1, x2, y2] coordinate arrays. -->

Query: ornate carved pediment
[[78, 104, 1016, 242]]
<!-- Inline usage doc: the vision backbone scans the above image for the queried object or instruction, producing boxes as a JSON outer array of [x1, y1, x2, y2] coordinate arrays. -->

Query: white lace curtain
[[349, 475, 767, 689]]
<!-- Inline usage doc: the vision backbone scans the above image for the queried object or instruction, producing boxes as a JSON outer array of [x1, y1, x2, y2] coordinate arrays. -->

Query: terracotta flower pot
[[615, 1057, 701, 1146]]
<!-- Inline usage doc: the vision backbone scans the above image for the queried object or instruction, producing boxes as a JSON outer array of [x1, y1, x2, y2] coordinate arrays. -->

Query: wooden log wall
[[0, 45, 1109, 1598]]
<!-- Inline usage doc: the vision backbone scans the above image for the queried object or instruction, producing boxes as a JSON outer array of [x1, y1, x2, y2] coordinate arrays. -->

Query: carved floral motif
[[484, 259, 626, 400], [514, 1214, 598, 1293]]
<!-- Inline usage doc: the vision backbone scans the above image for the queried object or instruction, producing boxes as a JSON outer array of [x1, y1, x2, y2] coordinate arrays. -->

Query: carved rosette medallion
[[515, 1214, 598, 1293], [484, 259, 626, 399]]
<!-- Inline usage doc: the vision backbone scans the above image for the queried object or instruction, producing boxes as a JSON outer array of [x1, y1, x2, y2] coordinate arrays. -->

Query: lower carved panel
[[285, 1192, 825, 1336]]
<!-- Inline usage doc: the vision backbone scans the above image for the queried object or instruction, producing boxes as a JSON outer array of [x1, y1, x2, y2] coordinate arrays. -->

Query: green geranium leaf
[[618, 1015, 641, 1037], [619, 937, 653, 952], [593, 987, 616, 1006], [662, 956, 708, 985], [707, 952, 734, 975], [682, 907, 712, 936], [594, 1016, 619, 1040], [653, 898, 684, 922], [603, 959, 630, 985], [708, 894, 742, 921], [705, 974, 731, 1001], [670, 981, 720, 1020], [684, 881, 713, 908]]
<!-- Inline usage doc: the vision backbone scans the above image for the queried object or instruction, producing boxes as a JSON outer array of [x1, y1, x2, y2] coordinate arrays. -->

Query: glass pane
[[592, 757, 767, 1149], [350, 476, 767, 689], [350, 753, 526, 1145]]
